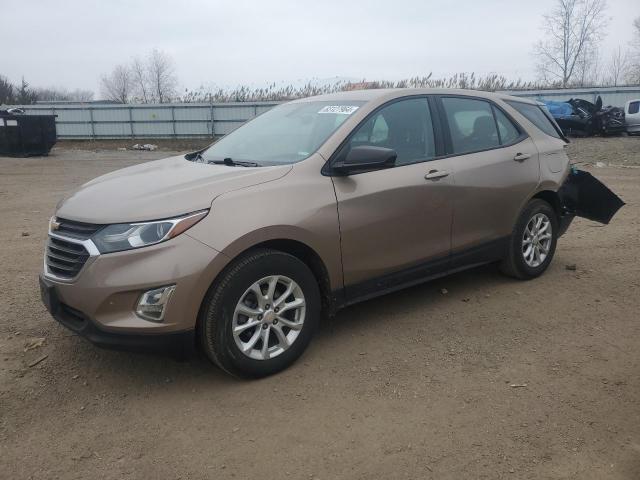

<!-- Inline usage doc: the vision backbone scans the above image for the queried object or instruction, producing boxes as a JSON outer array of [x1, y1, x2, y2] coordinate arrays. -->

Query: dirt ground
[[1, 137, 639, 479]]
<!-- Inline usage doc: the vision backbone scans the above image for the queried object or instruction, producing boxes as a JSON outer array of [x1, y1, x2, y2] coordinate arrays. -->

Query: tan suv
[[39, 89, 623, 377]]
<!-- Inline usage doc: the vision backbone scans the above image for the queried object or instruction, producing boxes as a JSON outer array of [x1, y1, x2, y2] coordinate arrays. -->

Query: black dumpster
[[0, 110, 57, 157]]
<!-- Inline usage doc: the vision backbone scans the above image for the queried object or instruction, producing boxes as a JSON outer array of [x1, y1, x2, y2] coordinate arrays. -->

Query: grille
[[46, 236, 90, 279], [53, 217, 103, 240]]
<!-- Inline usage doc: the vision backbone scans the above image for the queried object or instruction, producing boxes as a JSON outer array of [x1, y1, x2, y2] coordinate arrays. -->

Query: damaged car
[[39, 89, 624, 377], [543, 96, 626, 136]]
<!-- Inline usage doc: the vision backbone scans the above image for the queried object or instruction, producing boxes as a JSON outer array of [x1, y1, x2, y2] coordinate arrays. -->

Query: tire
[[500, 199, 558, 280], [198, 248, 321, 378]]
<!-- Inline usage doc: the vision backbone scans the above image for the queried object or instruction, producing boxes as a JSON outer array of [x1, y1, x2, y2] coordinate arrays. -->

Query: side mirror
[[332, 145, 397, 175]]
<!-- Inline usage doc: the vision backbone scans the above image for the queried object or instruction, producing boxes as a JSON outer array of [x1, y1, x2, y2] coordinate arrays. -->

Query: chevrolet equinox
[[40, 89, 623, 377]]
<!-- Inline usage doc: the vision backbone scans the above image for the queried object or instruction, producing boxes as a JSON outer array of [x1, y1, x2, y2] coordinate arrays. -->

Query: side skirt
[[333, 237, 509, 310]]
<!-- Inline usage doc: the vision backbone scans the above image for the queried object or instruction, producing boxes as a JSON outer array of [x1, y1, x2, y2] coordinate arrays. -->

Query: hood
[[56, 155, 292, 224]]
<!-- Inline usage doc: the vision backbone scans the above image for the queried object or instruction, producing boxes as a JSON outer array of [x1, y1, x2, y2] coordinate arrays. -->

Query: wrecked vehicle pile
[[543, 96, 625, 137]]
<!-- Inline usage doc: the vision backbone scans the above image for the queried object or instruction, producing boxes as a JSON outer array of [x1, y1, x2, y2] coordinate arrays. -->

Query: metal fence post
[[129, 106, 134, 139], [171, 105, 177, 138], [88, 106, 95, 140], [210, 103, 215, 138]]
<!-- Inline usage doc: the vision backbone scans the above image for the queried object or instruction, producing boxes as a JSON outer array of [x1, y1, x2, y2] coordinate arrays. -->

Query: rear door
[[330, 97, 454, 298], [436, 96, 540, 262]]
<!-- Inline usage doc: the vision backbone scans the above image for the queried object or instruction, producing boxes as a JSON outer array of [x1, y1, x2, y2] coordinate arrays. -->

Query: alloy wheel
[[522, 213, 552, 268], [232, 275, 306, 360]]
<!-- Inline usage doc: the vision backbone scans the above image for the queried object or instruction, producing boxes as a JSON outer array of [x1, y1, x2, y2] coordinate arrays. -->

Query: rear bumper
[[40, 275, 195, 356], [558, 169, 625, 224], [558, 214, 575, 237]]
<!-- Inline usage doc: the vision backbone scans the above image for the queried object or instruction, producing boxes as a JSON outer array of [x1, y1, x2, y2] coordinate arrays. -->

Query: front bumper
[[40, 275, 195, 355], [41, 231, 230, 352]]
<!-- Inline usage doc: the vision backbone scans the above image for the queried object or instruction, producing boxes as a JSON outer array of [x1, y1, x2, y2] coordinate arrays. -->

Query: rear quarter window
[[505, 100, 563, 139], [629, 101, 640, 115]]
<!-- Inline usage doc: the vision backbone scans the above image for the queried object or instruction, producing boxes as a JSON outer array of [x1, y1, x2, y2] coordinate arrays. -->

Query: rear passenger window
[[493, 106, 520, 145], [442, 98, 499, 154], [506, 100, 562, 139], [629, 101, 639, 114]]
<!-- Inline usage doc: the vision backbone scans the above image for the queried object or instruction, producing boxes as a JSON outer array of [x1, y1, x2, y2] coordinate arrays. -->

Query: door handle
[[425, 170, 450, 180], [514, 152, 531, 162]]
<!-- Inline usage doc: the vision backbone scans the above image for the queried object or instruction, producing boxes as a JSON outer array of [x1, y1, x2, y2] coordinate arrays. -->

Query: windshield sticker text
[[318, 105, 359, 115]]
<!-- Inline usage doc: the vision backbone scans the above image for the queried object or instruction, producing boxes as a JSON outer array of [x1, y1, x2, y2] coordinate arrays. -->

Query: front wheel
[[198, 249, 321, 378], [500, 199, 558, 280]]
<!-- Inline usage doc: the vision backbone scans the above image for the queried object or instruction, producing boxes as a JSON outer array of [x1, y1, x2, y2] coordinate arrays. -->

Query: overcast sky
[[2, 0, 638, 97]]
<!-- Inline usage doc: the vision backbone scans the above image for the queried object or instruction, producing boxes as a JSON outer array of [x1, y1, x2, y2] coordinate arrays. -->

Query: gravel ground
[[1, 137, 639, 479], [567, 136, 640, 167]]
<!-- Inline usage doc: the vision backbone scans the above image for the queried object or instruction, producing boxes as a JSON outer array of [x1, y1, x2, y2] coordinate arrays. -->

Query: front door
[[331, 97, 454, 299]]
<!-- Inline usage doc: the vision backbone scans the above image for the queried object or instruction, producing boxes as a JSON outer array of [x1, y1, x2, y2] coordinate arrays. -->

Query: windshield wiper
[[208, 157, 260, 167]]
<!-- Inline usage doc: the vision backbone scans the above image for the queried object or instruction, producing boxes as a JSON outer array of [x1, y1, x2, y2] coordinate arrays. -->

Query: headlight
[[92, 210, 208, 253]]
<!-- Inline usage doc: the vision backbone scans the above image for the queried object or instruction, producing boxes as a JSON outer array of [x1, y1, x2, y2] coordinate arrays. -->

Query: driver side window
[[351, 115, 389, 144], [346, 98, 436, 166]]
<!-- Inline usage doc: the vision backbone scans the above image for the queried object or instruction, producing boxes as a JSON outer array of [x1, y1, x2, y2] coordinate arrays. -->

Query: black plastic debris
[[0, 110, 57, 157], [559, 168, 625, 224]]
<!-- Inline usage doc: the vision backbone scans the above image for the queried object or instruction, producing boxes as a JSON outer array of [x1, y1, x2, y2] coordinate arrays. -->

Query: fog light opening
[[135, 285, 176, 322]]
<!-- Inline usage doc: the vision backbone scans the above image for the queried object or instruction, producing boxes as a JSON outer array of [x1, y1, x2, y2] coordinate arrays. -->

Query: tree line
[[2, 2, 640, 106], [0, 76, 93, 105], [94, 6, 640, 102], [95, 8, 640, 102]]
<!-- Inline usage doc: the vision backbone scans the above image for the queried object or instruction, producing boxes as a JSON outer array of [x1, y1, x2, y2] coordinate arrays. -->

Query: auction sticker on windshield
[[318, 105, 359, 115]]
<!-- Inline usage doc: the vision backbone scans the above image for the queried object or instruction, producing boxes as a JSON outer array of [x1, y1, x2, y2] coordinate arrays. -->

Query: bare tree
[[0, 75, 15, 104], [534, 0, 609, 87], [632, 16, 640, 50], [17, 77, 37, 105], [34, 87, 94, 102], [98, 49, 179, 103], [574, 43, 603, 86], [606, 46, 629, 86], [130, 56, 150, 103], [100, 64, 132, 103], [627, 17, 640, 84], [147, 49, 177, 103], [69, 89, 94, 102]]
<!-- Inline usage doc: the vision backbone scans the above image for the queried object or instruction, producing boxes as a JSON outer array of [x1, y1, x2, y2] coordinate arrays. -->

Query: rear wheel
[[198, 249, 320, 378], [500, 199, 558, 280]]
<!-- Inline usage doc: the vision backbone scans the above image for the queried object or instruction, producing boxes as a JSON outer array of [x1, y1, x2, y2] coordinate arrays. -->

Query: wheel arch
[[250, 239, 335, 315], [531, 189, 562, 218], [195, 236, 337, 339]]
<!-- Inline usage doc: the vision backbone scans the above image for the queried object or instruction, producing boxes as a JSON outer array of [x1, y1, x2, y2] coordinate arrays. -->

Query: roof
[[292, 88, 539, 105]]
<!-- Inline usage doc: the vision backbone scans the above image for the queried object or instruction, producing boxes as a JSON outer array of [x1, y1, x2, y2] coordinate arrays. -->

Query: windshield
[[199, 101, 365, 166]]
